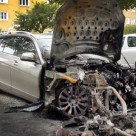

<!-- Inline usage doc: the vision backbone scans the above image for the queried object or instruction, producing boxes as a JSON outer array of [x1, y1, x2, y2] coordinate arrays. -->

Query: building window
[[131, 19, 136, 24], [0, 0, 8, 4], [128, 9, 136, 13], [126, 18, 130, 25], [19, 0, 29, 6], [126, 18, 136, 25], [0, 12, 8, 20]]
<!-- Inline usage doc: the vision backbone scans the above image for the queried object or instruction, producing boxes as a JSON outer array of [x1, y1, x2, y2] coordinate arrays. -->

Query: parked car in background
[[33, 34, 52, 60], [0, 33, 52, 102], [0, 31, 10, 35], [118, 34, 136, 68]]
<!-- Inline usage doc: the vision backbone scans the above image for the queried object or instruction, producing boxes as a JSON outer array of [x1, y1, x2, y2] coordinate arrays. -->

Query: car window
[[37, 38, 52, 59], [128, 36, 136, 47], [2, 37, 16, 55], [15, 36, 36, 57], [122, 37, 125, 46], [0, 37, 4, 52], [37, 38, 52, 51], [1, 36, 37, 57]]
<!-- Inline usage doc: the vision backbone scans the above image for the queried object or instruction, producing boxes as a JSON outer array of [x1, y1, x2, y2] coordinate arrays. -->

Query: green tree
[[50, 0, 136, 10], [14, 12, 31, 31], [120, 0, 136, 10], [14, 2, 58, 33]]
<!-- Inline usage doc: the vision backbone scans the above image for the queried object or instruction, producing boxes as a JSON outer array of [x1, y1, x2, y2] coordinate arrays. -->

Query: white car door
[[6, 36, 42, 102], [0, 37, 12, 92]]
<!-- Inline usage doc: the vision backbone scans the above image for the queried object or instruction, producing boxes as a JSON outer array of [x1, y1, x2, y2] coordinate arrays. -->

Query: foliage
[[124, 25, 136, 34], [119, 0, 136, 10], [14, 2, 59, 33], [0, 28, 2, 32], [50, 0, 136, 10], [48, 0, 64, 5], [15, 0, 136, 33], [14, 13, 30, 31]]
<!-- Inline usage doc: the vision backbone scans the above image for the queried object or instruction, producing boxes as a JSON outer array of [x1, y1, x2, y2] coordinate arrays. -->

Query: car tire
[[57, 85, 88, 117]]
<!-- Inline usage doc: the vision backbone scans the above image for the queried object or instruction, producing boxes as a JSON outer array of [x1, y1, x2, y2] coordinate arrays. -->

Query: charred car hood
[[51, 0, 125, 64]]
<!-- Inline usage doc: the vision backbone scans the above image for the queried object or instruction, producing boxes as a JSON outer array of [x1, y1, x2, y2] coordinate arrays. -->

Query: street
[[0, 91, 61, 136]]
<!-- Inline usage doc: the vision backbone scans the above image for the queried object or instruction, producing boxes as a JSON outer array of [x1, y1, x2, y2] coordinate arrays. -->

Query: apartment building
[[0, 0, 45, 31], [123, 9, 136, 25]]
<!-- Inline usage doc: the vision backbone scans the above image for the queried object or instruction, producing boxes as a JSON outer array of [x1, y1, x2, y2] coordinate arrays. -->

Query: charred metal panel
[[51, 0, 125, 64]]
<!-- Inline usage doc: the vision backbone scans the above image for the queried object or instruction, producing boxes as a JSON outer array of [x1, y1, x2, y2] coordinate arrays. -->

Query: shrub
[[124, 25, 136, 34]]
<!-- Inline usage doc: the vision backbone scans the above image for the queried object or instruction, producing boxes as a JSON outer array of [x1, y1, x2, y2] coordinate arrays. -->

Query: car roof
[[32, 34, 52, 39], [124, 34, 136, 37], [0, 33, 53, 40], [0, 34, 35, 39], [9, 31, 32, 35]]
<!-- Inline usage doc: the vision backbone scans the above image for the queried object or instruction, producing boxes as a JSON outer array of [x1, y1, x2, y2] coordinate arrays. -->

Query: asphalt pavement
[[0, 91, 61, 136]]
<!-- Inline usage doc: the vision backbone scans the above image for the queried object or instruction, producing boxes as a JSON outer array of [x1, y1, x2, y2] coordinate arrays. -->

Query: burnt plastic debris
[[5, 101, 44, 113]]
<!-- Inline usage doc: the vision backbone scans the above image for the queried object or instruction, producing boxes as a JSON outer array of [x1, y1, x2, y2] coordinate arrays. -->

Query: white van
[[118, 34, 136, 68]]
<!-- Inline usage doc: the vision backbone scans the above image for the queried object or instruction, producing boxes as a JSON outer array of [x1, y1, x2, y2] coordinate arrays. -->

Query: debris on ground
[[56, 115, 136, 136], [4, 101, 44, 113]]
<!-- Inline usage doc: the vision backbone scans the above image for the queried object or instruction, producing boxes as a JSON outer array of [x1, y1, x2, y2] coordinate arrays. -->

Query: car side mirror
[[20, 52, 36, 62]]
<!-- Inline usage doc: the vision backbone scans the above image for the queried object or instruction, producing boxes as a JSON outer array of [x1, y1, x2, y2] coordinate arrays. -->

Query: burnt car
[[0, 0, 136, 122], [44, 0, 136, 118]]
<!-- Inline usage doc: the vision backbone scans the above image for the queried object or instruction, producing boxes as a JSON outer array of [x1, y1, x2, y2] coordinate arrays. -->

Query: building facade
[[0, 0, 45, 31], [123, 9, 136, 25], [1, 1, 136, 31]]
